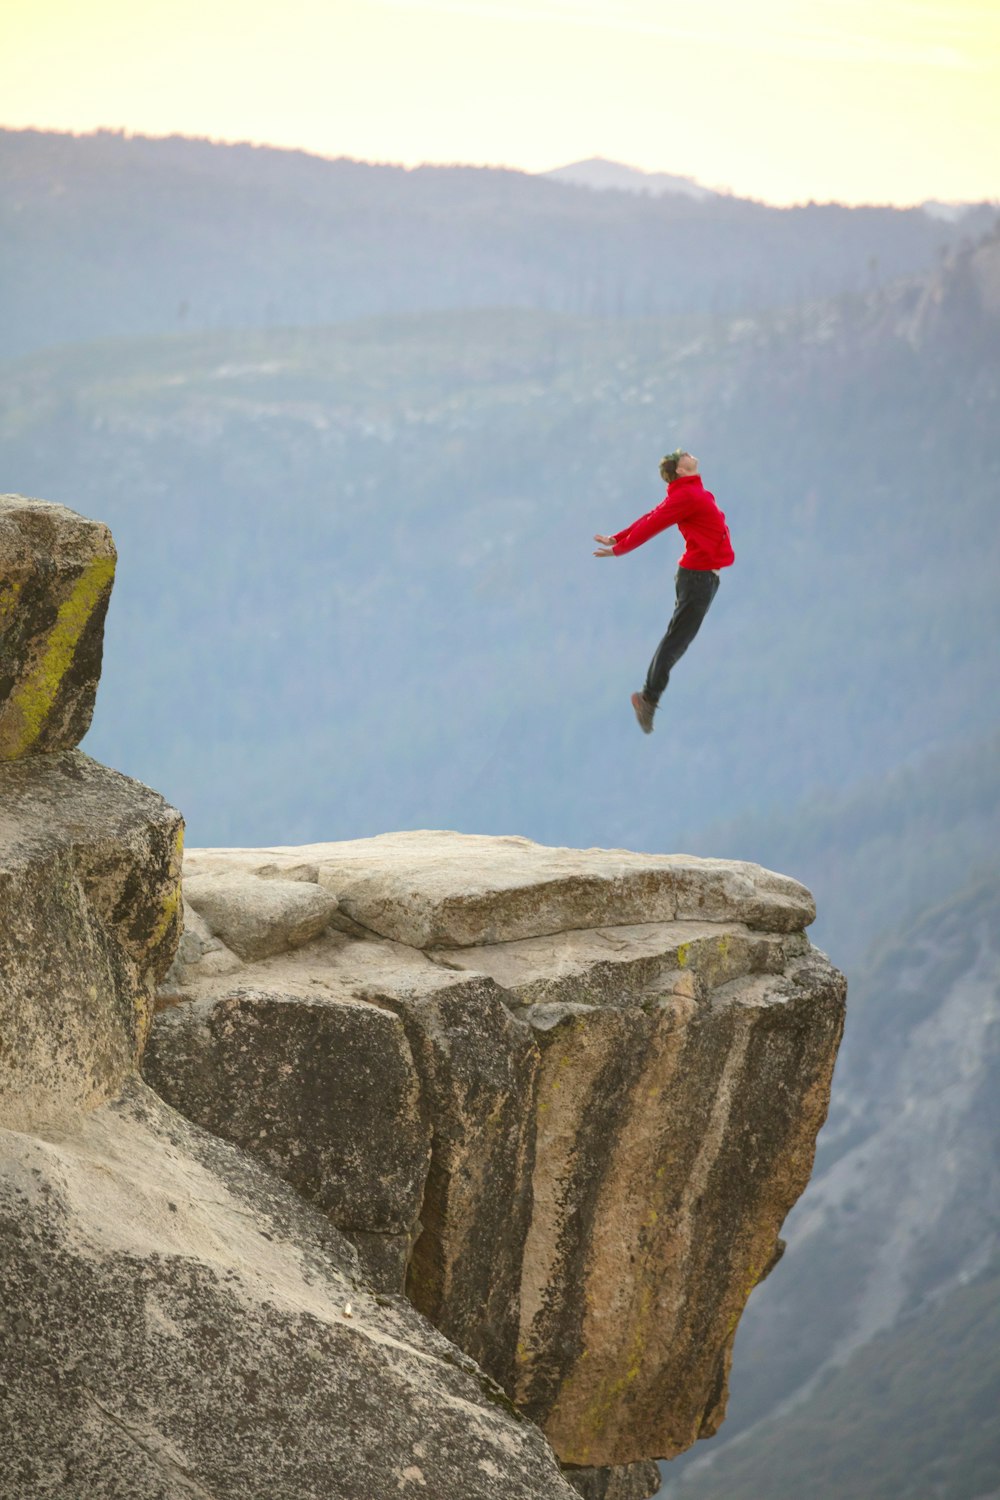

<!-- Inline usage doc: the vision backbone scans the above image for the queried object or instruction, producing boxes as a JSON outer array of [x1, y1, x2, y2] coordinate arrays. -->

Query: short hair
[[659, 449, 686, 484]]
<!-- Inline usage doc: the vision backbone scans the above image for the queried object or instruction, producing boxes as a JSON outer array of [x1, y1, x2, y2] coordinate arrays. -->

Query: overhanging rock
[[149, 830, 846, 1470]]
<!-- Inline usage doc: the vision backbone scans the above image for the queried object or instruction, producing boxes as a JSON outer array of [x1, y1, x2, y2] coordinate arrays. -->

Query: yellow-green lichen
[[147, 823, 186, 955], [558, 1278, 656, 1463], [133, 988, 154, 1051], [0, 553, 115, 757], [676, 943, 690, 968], [0, 576, 25, 623]]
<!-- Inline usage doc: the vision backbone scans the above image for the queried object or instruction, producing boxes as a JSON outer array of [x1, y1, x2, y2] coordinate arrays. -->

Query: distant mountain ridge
[[541, 157, 716, 200], [1, 127, 995, 360]]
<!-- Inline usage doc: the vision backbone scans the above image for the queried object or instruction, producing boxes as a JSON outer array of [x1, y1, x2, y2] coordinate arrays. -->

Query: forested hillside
[[1, 127, 994, 357]]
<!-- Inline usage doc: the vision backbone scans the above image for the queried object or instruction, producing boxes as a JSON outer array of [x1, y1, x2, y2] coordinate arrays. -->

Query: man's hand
[[593, 534, 616, 557]]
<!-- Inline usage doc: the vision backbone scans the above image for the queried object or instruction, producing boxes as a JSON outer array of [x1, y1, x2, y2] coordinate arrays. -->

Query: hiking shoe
[[630, 691, 656, 734]]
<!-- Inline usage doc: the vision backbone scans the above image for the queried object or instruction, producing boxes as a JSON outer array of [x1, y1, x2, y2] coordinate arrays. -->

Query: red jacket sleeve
[[612, 492, 692, 555]]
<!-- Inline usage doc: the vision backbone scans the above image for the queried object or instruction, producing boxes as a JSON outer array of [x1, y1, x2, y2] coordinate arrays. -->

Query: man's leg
[[643, 569, 720, 705]]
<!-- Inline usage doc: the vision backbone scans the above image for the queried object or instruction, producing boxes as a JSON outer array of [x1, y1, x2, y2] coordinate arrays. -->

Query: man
[[594, 449, 734, 734]]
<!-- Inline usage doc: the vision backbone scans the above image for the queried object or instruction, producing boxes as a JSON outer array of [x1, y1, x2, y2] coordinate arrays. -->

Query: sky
[[2, 0, 999, 205]]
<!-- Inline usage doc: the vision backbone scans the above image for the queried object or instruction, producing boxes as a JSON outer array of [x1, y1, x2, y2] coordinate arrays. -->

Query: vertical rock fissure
[[393, 978, 542, 1397]]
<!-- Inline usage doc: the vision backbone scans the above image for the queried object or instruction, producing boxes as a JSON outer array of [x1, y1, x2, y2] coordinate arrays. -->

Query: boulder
[[0, 1080, 580, 1500], [182, 872, 337, 961], [0, 751, 183, 1131], [0, 495, 116, 760]]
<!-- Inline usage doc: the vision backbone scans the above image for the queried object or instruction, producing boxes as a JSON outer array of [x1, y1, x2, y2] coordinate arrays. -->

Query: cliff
[[0, 495, 846, 1499]]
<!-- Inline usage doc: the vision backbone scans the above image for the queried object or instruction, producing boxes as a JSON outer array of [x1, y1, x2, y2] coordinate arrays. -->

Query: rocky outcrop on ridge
[[1, 494, 847, 1498], [0, 496, 581, 1500], [149, 833, 846, 1471]]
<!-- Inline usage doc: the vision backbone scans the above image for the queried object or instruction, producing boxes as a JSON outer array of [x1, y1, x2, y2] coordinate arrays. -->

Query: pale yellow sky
[[2, 0, 998, 205]]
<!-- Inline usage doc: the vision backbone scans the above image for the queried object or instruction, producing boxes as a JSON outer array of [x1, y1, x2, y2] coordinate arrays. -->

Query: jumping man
[[594, 449, 734, 734]]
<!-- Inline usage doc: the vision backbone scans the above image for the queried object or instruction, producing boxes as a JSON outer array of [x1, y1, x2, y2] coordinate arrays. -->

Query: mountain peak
[[541, 155, 717, 200]]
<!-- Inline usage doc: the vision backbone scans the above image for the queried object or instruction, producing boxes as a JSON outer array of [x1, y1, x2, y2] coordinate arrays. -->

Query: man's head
[[659, 449, 699, 484]]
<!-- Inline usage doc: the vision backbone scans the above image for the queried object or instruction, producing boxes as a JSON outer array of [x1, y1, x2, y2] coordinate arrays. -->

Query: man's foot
[[631, 691, 656, 734]]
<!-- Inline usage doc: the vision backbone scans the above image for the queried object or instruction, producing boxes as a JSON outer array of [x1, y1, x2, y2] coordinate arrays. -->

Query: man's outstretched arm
[[606, 491, 690, 556]]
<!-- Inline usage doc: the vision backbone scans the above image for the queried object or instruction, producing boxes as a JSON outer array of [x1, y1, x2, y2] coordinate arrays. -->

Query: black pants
[[644, 568, 720, 704]]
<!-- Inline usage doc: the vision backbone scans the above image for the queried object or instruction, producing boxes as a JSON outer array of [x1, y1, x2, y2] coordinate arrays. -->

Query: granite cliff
[[0, 495, 846, 1499]]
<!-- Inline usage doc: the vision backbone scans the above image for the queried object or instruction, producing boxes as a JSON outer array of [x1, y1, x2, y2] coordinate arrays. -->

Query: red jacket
[[612, 474, 735, 570]]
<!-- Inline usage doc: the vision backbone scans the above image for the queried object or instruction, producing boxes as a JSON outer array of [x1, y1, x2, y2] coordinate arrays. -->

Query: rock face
[[145, 984, 432, 1291], [564, 1461, 664, 1500], [0, 495, 115, 760], [0, 1080, 579, 1500], [0, 751, 183, 1132], [149, 833, 846, 1469]]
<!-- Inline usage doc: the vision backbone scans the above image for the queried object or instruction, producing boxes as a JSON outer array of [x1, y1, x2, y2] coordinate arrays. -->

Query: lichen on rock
[[0, 495, 116, 760]]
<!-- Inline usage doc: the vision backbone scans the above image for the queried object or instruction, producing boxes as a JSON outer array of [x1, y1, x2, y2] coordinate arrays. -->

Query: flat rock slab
[[0, 751, 183, 1131], [184, 831, 816, 947], [432, 920, 803, 1008], [0, 495, 116, 759], [0, 1081, 579, 1500]]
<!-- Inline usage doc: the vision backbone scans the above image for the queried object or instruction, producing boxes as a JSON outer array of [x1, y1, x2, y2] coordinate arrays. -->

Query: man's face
[[676, 452, 699, 476]]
